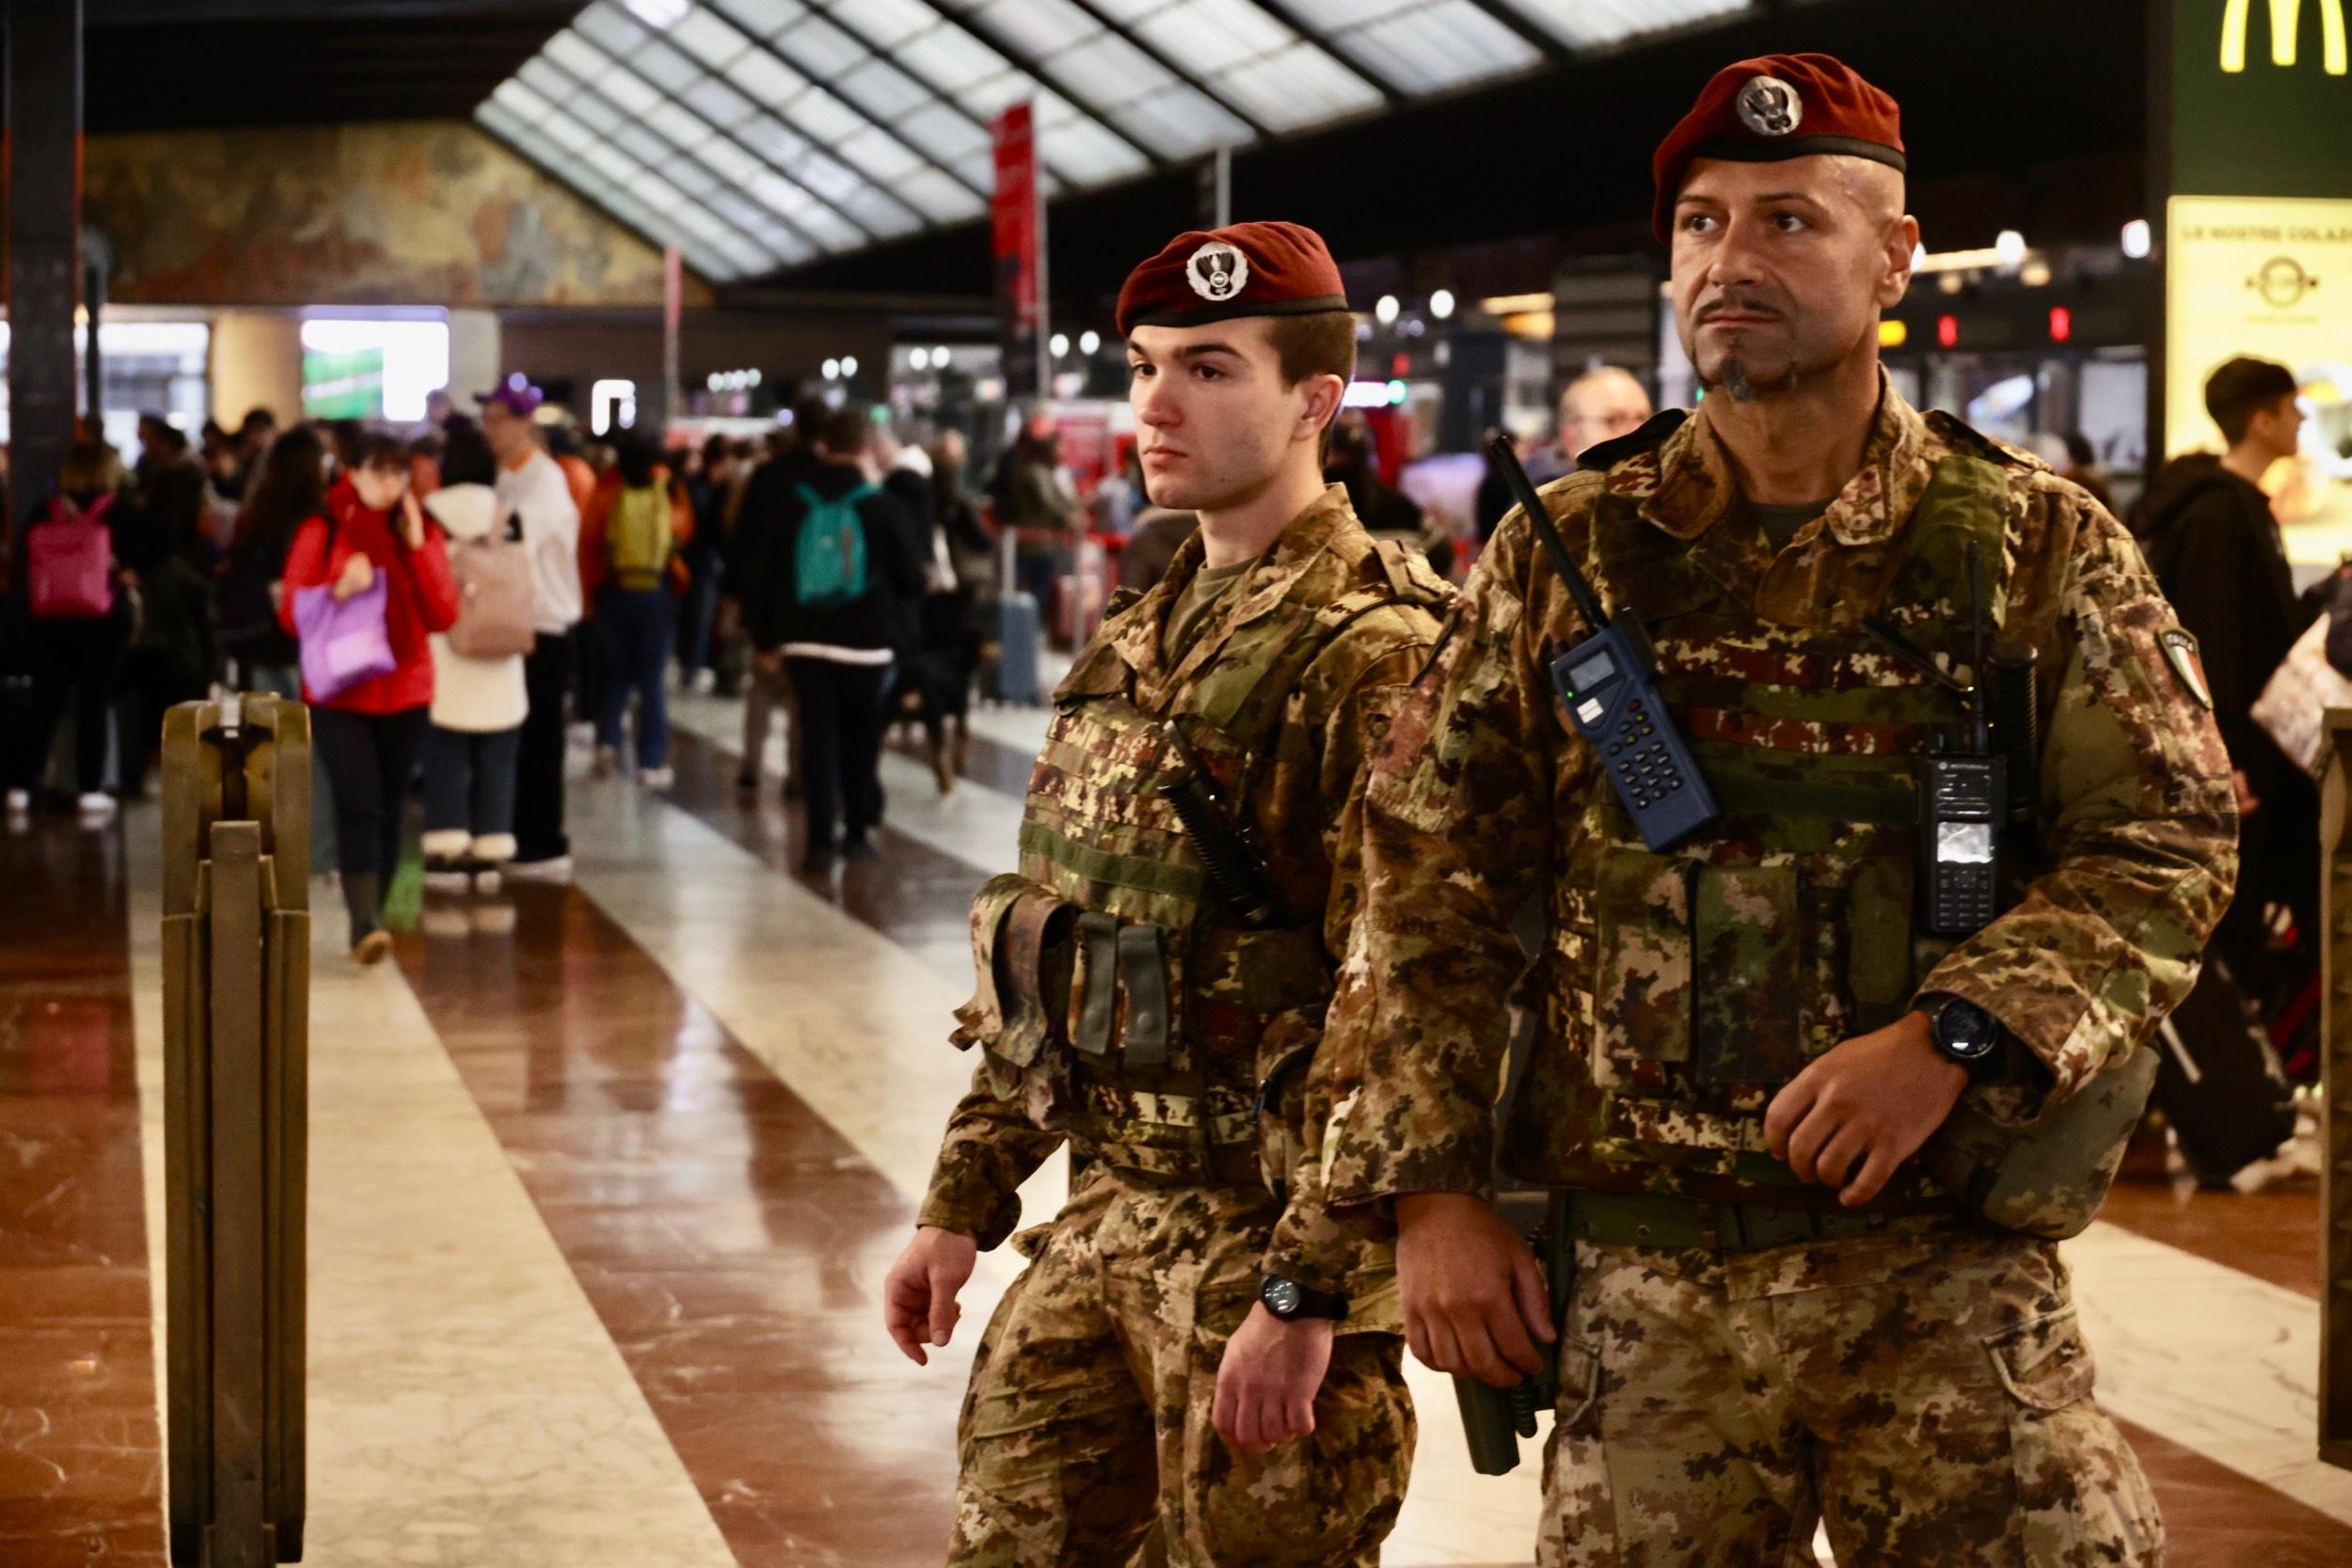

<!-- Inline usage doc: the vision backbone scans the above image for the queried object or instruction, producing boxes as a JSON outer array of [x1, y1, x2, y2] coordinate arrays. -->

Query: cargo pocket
[[1692, 863, 1804, 1084], [954, 875, 1077, 1091], [1552, 1338, 1601, 1435], [1595, 852, 1693, 1064], [1984, 1307, 2163, 1566]]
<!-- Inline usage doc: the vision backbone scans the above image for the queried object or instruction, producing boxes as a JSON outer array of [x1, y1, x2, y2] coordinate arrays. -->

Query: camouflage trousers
[[1536, 1216, 2161, 1568], [946, 1165, 1415, 1567]]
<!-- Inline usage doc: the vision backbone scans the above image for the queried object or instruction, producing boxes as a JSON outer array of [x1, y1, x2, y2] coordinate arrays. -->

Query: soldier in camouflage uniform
[[1315, 55, 2234, 1567], [882, 221, 1451, 1566]]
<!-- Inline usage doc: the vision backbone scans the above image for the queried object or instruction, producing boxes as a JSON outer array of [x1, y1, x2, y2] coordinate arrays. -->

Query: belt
[[1565, 1190, 1899, 1253]]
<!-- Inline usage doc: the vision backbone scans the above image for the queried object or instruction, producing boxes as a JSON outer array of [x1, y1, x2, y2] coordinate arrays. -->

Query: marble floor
[[1, 682, 2348, 1565]]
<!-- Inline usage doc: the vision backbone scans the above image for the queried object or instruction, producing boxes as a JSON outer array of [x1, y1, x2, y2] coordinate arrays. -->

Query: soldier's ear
[[1298, 372, 1345, 443], [1879, 214, 1920, 309]]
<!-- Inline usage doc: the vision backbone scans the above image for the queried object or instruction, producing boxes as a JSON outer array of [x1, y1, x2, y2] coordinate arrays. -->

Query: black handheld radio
[[1485, 436, 1721, 851], [1864, 540, 2018, 938]]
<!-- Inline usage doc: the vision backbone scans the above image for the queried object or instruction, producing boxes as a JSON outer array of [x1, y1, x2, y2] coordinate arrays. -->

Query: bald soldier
[[1318, 54, 2232, 1566], [882, 221, 1449, 1565]]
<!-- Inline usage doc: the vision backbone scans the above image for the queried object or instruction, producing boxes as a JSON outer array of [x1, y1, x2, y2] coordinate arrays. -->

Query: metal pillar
[[2321, 708, 2352, 1472], [6, 0, 84, 526], [162, 694, 311, 1564]]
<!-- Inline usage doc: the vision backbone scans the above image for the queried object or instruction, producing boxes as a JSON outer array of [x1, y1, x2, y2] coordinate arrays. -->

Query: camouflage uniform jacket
[[919, 484, 1451, 1295], [1318, 382, 2236, 1215]]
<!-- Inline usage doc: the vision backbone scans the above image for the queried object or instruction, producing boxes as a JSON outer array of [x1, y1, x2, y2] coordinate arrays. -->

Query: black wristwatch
[[1261, 1275, 1348, 1323], [1918, 992, 2004, 1076]]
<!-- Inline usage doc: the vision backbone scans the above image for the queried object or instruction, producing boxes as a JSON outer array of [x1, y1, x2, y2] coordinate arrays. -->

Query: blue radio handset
[[1486, 435, 1722, 851]]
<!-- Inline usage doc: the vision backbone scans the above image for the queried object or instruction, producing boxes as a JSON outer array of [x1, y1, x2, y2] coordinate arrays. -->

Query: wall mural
[[84, 120, 716, 309]]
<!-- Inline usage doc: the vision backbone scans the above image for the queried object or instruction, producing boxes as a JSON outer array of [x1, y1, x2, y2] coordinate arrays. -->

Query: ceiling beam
[[904, 0, 1169, 173], [531, 48, 836, 261], [1454, 0, 1576, 67], [1246, 0, 1406, 104], [713, 15, 990, 204], [1057, 0, 1274, 141]]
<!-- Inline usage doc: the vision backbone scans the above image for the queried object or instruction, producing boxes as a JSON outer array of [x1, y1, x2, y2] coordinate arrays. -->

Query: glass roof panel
[[1050, 35, 1178, 105], [1129, 0, 1297, 77], [723, 47, 804, 104], [630, 38, 701, 91], [1213, 41, 1383, 129], [669, 7, 755, 68], [1500, 0, 1751, 49], [834, 56, 933, 119], [771, 14, 868, 78], [679, 71, 756, 125], [709, 0, 807, 36], [1342, 3, 1541, 93], [894, 167, 988, 222]]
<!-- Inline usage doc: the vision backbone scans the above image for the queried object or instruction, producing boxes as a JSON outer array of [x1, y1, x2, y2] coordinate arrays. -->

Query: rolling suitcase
[[985, 591, 1041, 706], [2152, 955, 2298, 1186]]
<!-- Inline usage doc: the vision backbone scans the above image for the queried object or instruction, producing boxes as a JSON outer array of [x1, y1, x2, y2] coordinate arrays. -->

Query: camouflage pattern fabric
[[948, 1166, 1415, 1567], [920, 485, 1450, 1298], [1318, 380, 2236, 1210], [1313, 380, 2229, 1560], [1537, 1219, 2159, 1567]]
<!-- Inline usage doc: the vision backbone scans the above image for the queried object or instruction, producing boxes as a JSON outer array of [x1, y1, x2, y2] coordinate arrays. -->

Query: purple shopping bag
[[293, 574, 396, 702]]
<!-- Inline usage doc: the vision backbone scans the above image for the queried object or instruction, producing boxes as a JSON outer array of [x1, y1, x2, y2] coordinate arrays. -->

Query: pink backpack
[[27, 494, 118, 621]]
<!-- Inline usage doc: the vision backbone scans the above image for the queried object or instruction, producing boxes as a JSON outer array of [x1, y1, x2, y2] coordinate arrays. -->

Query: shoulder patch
[[1577, 407, 1688, 472], [2159, 626, 2216, 710]]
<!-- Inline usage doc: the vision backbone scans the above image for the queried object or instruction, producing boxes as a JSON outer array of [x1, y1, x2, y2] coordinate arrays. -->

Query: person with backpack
[[279, 433, 458, 963], [579, 434, 693, 788], [419, 420, 532, 894], [481, 384, 582, 880], [749, 404, 926, 873], [114, 504, 217, 801], [17, 441, 135, 822]]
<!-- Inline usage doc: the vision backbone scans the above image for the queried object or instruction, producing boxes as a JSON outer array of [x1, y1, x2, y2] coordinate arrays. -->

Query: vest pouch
[[1595, 852, 1693, 1065], [1068, 915, 1175, 1069], [1693, 863, 1804, 1084], [953, 874, 1077, 1078], [1925, 1045, 2158, 1240]]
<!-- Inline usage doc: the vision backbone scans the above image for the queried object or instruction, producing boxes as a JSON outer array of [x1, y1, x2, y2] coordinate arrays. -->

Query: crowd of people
[[0, 387, 1006, 958]]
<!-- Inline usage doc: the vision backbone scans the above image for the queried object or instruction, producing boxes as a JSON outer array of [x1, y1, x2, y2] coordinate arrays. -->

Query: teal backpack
[[793, 482, 878, 608]]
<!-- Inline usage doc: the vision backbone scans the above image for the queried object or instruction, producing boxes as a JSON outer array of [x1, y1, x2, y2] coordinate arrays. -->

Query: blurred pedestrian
[[580, 434, 693, 787], [749, 404, 925, 871], [420, 420, 529, 893], [278, 434, 457, 962], [2141, 355, 2314, 981], [482, 382, 582, 880], [15, 441, 135, 821]]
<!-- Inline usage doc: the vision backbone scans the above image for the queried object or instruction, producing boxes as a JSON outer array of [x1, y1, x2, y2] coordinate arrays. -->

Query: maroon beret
[[1116, 220, 1348, 337], [1652, 53, 1905, 242]]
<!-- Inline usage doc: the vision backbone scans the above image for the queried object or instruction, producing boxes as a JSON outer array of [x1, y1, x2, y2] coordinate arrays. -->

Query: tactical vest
[[956, 534, 1450, 1189], [1508, 444, 2019, 1205]]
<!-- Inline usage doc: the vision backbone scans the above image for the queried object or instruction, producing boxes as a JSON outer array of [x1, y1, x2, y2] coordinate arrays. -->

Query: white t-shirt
[[496, 447, 581, 634]]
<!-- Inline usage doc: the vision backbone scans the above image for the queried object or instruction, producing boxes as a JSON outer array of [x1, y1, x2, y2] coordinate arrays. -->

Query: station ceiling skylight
[[474, 0, 1764, 282]]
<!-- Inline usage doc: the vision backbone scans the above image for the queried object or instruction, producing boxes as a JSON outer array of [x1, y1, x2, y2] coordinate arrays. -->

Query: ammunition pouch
[[1925, 1044, 2159, 1240]]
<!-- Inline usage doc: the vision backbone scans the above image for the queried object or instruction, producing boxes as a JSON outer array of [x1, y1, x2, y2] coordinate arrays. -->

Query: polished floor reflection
[[1, 687, 2348, 1565]]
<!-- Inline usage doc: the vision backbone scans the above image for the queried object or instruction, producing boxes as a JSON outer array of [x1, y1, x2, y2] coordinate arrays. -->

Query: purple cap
[[479, 374, 544, 418]]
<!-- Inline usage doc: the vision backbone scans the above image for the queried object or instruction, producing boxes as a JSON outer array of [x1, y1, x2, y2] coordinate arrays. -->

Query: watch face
[[1264, 1278, 1302, 1317], [1938, 999, 2000, 1061]]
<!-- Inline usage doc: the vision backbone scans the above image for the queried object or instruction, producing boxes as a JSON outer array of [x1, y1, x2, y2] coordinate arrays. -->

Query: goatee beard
[[1718, 357, 1799, 404]]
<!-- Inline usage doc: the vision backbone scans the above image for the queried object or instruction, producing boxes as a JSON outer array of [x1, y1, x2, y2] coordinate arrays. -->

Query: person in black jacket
[[2141, 355, 2314, 980], [749, 404, 926, 873]]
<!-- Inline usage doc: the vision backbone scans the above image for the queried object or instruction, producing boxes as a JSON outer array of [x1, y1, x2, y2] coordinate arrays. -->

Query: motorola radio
[[1864, 539, 2036, 939], [1485, 435, 1720, 851]]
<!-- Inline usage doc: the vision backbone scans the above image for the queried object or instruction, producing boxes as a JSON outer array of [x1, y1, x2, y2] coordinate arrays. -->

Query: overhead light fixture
[[1050, 333, 1070, 357], [841, 356, 858, 378], [932, 346, 950, 364], [1429, 289, 1455, 320], [2121, 218, 2152, 260], [2019, 259, 2052, 288], [747, 368, 761, 387], [1078, 330, 1101, 355], [909, 347, 930, 372], [706, 372, 723, 392], [1994, 230, 2027, 267], [822, 357, 841, 380], [1375, 294, 1400, 325], [1385, 379, 1407, 405]]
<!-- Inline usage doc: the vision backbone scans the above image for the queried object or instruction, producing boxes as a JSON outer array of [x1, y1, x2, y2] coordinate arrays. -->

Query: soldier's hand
[[882, 1225, 977, 1367], [1764, 1012, 1969, 1207], [1394, 1193, 1553, 1389], [1211, 1304, 1334, 1456]]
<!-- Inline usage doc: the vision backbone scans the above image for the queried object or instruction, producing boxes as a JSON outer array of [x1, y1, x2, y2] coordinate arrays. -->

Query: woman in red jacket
[[278, 433, 458, 962]]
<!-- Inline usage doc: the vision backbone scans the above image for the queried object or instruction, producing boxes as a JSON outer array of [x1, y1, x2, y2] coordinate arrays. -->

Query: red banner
[[992, 103, 1042, 401]]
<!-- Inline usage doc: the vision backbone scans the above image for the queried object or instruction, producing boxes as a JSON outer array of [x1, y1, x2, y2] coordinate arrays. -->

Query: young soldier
[[882, 222, 1451, 1565], [1321, 55, 2233, 1566]]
